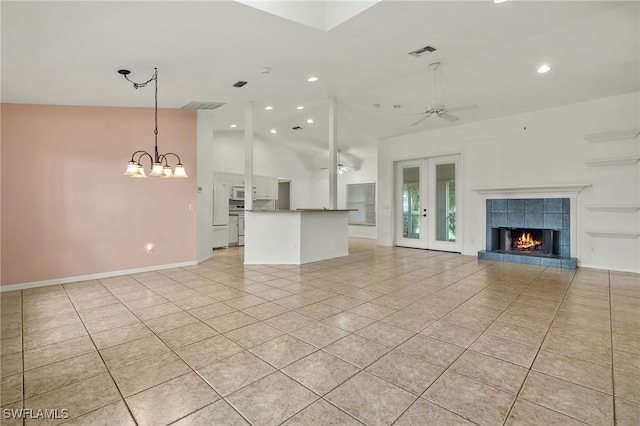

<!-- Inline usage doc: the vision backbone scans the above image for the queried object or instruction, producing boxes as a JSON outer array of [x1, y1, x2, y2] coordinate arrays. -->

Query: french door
[[395, 155, 461, 252]]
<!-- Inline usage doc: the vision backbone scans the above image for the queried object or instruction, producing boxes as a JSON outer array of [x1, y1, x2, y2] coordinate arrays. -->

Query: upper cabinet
[[214, 172, 278, 201], [254, 175, 278, 200]]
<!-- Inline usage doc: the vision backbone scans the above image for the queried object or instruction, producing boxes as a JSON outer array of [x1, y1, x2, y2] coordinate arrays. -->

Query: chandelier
[[119, 68, 187, 178]]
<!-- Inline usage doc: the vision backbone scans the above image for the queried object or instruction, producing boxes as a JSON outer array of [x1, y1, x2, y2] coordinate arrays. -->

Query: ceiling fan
[[411, 62, 478, 126], [321, 149, 354, 174]]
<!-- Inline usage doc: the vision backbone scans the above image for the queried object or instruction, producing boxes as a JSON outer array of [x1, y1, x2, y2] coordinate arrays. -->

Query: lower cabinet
[[229, 216, 239, 245]]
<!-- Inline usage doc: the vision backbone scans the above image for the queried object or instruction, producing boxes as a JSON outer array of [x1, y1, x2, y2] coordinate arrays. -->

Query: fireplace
[[497, 227, 559, 256], [478, 197, 576, 268]]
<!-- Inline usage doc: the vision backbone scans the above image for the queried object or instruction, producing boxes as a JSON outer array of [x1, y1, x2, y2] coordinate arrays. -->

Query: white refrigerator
[[212, 182, 229, 249]]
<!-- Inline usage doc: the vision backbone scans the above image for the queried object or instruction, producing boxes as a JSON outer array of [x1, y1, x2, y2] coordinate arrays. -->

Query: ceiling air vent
[[292, 126, 303, 131], [233, 81, 248, 88], [181, 101, 226, 110], [408, 45, 437, 57]]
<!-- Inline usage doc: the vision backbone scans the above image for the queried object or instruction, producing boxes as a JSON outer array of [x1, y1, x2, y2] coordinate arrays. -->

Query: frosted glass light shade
[[160, 166, 173, 178], [173, 164, 188, 178], [150, 162, 164, 176], [124, 161, 140, 176], [132, 165, 147, 178]]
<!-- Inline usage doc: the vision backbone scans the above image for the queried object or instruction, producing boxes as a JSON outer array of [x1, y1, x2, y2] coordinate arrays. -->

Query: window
[[346, 182, 376, 225]]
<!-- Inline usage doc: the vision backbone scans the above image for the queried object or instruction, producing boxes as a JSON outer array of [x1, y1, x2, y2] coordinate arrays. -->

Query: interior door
[[395, 155, 461, 252], [396, 160, 429, 249]]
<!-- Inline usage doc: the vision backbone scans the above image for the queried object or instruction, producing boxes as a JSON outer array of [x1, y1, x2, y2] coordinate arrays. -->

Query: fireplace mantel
[[472, 184, 591, 199]]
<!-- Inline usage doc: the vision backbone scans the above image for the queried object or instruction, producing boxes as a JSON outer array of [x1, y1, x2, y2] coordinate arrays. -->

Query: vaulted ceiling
[[2, 1, 638, 161]]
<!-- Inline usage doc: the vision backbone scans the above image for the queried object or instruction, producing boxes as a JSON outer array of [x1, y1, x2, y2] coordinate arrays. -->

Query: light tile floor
[[1, 239, 639, 425]]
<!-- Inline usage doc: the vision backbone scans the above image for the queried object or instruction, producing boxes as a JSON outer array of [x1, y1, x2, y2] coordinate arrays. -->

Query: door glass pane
[[435, 163, 455, 242], [402, 166, 420, 239]]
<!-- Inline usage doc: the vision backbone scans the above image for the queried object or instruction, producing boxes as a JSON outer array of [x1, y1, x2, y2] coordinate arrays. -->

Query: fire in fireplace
[[498, 227, 558, 256], [513, 230, 542, 251]]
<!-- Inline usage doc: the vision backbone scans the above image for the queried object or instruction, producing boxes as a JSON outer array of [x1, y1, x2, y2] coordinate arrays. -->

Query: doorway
[[276, 180, 291, 210], [395, 155, 461, 252]]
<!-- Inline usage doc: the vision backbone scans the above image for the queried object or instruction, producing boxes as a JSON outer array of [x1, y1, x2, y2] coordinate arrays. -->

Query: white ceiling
[[2, 1, 639, 162]]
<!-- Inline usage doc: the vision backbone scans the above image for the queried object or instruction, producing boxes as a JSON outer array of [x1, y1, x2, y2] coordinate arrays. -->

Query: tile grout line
[[608, 269, 616, 425], [390, 263, 541, 425], [20, 289, 25, 426], [500, 267, 602, 425], [62, 280, 140, 426]]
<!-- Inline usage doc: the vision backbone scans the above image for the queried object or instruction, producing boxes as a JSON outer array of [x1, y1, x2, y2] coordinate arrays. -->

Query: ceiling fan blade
[[446, 104, 478, 113], [411, 115, 429, 126], [439, 113, 459, 122]]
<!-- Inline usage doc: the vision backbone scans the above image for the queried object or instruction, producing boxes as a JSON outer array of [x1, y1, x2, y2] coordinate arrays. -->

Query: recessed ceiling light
[[306, 118, 314, 124], [537, 64, 551, 73], [296, 105, 304, 110], [270, 129, 277, 134], [307, 76, 318, 82], [265, 105, 274, 110], [230, 124, 237, 128], [494, 0, 507, 3]]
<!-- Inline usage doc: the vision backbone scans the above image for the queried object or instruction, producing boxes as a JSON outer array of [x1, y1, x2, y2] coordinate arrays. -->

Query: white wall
[[378, 92, 640, 273], [211, 130, 318, 209]]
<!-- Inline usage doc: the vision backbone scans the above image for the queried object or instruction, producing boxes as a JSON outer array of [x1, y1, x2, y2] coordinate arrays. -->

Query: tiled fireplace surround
[[478, 198, 577, 268]]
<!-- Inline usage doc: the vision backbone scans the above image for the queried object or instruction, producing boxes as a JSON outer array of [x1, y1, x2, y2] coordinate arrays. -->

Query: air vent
[[408, 45, 437, 57], [233, 81, 248, 88], [181, 101, 226, 110], [292, 126, 303, 131]]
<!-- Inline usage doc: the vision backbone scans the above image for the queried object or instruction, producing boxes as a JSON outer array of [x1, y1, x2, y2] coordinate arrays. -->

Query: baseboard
[[577, 262, 640, 275], [0, 260, 198, 292]]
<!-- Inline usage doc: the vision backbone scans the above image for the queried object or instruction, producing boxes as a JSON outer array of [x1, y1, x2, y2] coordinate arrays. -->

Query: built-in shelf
[[586, 231, 640, 239], [584, 129, 640, 143], [584, 157, 640, 167], [585, 205, 640, 213], [473, 184, 591, 198]]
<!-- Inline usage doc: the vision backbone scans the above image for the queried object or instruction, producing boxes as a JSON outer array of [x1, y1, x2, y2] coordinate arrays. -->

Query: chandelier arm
[[134, 151, 154, 168], [129, 150, 150, 162], [158, 152, 183, 165]]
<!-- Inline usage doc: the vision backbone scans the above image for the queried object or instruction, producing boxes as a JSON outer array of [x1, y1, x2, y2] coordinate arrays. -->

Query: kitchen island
[[244, 209, 351, 264]]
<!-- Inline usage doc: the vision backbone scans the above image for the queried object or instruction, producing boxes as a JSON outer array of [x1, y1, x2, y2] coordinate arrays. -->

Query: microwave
[[232, 186, 246, 200]]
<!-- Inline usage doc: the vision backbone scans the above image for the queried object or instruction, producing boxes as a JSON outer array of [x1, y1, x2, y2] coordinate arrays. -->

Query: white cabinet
[[229, 216, 239, 245], [215, 172, 278, 201], [254, 175, 278, 200], [232, 173, 244, 187]]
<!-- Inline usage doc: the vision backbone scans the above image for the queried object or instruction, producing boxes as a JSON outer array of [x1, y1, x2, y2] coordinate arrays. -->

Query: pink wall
[[1, 104, 197, 286]]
